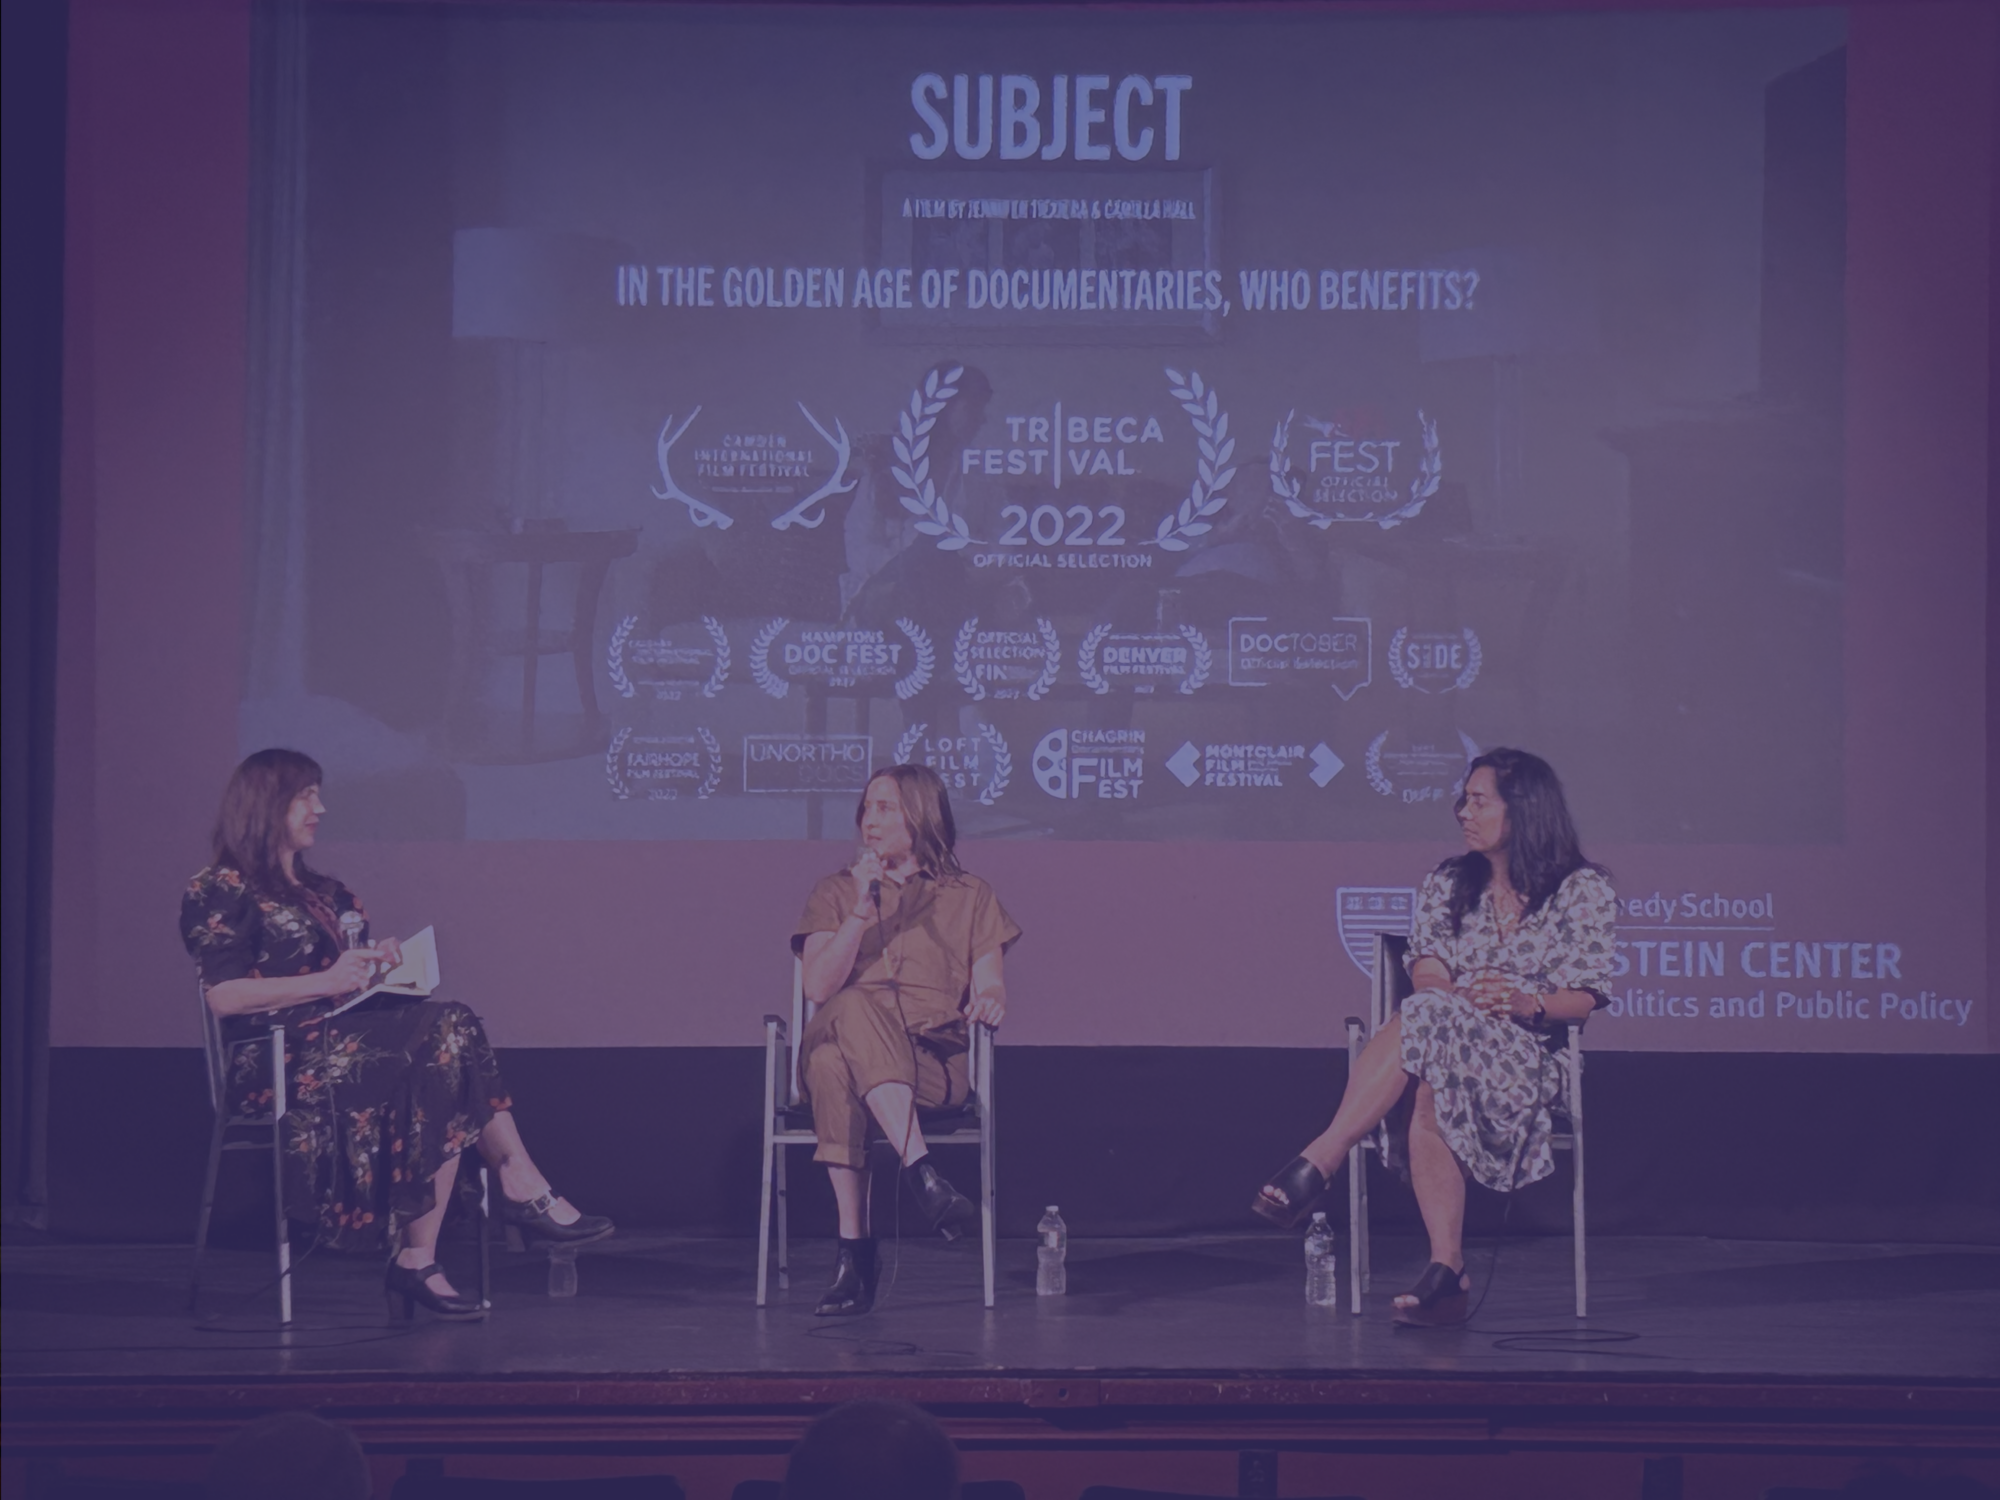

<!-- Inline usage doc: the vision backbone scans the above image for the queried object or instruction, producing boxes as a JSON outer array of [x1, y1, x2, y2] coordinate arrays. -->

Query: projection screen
[[52, 0, 1992, 1052]]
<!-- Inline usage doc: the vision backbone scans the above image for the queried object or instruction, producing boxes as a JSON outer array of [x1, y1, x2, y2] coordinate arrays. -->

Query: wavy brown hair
[[856, 764, 964, 880], [1442, 747, 1602, 934], [211, 748, 334, 897]]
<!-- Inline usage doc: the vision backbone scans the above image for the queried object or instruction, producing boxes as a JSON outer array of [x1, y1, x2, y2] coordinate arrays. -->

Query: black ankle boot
[[815, 1236, 878, 1317], [904, 1157, 976, 1242]]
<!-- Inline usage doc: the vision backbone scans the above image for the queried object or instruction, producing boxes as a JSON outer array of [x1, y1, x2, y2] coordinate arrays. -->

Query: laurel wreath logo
[[1029, 617, 1061, 700], [1386, 626, 1482, 695], [607, 616, 638, 699], [1076, 622, 1114, 694], [1269, 410, 1444, 531], [1148, 368, 1237, 551], [609, 614, 731, 701], [750, 617, 790, 699], [1177, 624, 1213, 695], [695, 726, 723, 798], [1078, 622, 1210, 695], [893, 367, 977, 550], [893, 618, 935, 701], [892, 721, 1013, 805], [952, 619, 984, 700], [952, 616, 1061, 701], [976, 722, 1013, 805], [699, 616, 731, 697], [603, 727, 723, 801], [606, 727, 636, 798], [1364, 731, 1395, 797], [1363, 729, 1481, 799]]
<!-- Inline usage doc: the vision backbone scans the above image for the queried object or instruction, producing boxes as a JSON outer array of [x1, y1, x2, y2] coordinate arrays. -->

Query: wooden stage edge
[[7, 1374, 1998, 1458]]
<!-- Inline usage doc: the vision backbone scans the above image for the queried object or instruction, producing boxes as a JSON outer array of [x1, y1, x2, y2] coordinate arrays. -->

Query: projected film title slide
[[610, 69, 1488, 332]]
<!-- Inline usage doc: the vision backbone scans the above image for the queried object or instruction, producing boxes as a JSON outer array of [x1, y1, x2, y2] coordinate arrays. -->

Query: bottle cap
[[1046, 1205, 1059, 1212], [1311, 1210, 1327, 1223]]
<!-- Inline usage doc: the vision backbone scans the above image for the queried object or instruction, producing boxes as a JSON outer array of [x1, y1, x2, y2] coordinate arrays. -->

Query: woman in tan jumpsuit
[[794, 764, 1019, 1316]]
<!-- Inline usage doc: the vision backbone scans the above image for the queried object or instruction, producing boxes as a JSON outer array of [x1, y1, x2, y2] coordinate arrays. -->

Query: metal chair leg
[[187, 1114, 228, 1311], [757, 1018, 781, 1307], [477, 1164, 492, 1311], [1344, 1019, 1364, 1315], [1570, 1037, 1587, 1319], [979, 1026, 996, 1310], [269, 1024, 291, 1327], [775, 1141, 790, 1291]]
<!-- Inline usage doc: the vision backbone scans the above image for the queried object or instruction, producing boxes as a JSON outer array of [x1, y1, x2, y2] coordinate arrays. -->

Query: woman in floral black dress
[[183, 748, 613, 1319]]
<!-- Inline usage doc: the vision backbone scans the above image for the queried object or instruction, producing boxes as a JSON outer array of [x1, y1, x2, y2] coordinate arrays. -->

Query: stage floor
[[7, 1231, 1998, 1384]]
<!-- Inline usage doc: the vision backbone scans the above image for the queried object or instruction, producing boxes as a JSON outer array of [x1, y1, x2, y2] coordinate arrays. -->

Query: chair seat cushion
[[777, 1095, 981, 1134]]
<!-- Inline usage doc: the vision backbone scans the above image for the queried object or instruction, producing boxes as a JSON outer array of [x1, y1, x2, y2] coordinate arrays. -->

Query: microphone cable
[[1391, 1037, 1653, 1357]]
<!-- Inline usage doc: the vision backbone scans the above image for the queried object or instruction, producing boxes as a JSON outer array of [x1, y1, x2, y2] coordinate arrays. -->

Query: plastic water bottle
[[1035, 1206, 1068, 1296], [1304, 1212, 1338, 1307], [547, 1243, 579, 1298]]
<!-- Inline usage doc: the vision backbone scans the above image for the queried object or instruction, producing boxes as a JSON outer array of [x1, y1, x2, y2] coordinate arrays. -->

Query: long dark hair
[[1442, 748, 1600, 934], [856, 764, 964, 880], [211, 748, 334, 897]]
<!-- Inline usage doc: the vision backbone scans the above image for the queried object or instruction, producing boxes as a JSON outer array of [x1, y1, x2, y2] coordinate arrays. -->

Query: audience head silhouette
[[784, 1398, 958, 1500], [207, 1409, 371, 1500]]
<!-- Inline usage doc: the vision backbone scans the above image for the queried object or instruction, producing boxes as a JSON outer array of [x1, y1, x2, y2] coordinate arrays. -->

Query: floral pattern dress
[[1390, 864, 1617, 1193], [181, 866, 512, 1251]]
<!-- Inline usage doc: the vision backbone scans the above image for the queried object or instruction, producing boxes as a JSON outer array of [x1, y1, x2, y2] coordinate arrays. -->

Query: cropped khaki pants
[[801, 987, 968, 1170]]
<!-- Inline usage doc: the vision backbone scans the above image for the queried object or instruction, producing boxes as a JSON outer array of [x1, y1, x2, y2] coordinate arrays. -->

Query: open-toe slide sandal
[[1391, 1261, 1470, 1327], [1250, 1156, 1327, 1229]]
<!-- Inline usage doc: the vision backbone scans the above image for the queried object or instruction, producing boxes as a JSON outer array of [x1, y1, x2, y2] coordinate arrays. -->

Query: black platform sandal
[[904, 1158, 977, 1241], [1251, 1157, 1328, 1228], [502, 1190, 616, 1246], [815, 1236, 879, 1317], [385, 1260, 485, 1322], [1391, 1261, 1470, 1327]]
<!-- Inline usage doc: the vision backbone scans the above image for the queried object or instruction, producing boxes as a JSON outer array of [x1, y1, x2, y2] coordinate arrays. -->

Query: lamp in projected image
[[441, 229, 638, 763], [1419, 248, 1598, 538], [451, 227, 615, 525]]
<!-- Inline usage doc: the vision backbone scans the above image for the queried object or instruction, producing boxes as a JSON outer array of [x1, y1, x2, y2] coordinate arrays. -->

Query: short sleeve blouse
[[795, 867, 1020, 1019]]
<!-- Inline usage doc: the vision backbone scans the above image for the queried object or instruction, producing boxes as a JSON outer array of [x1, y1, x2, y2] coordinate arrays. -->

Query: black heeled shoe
[[501, 1189, 616, 1246], [1251, 1156, 1328, 1229], [1391, 1260, 1471, 1327], [385, 1259, 485, 1321], [814, 1236, 879, 1317], [904, 1158, 977, 1241]]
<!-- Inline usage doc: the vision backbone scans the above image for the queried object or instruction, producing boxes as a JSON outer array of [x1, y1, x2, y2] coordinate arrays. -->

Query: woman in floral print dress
[[182, 749, 613, 1320], [1253, 748, 1616, 1325]]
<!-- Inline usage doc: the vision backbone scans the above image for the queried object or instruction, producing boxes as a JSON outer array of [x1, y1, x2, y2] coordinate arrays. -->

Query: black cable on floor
[[1390, 1170, 1657, 1357]]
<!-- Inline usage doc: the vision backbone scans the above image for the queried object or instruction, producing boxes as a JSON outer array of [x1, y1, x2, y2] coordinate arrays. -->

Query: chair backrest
[[195, 972, 228, 1117], [787, 952, 808, 1106], [1372, 931, 1414, 1033]]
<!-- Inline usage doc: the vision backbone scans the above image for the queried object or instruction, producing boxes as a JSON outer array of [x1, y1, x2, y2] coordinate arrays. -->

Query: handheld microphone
[[868, 879, 883, 910]]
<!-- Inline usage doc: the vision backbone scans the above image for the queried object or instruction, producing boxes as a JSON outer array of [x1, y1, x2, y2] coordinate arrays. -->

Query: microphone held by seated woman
[[1252, 747, 1615, 1326], [793, 763, 1020, 1317], [181, 748, 613, 1322]]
